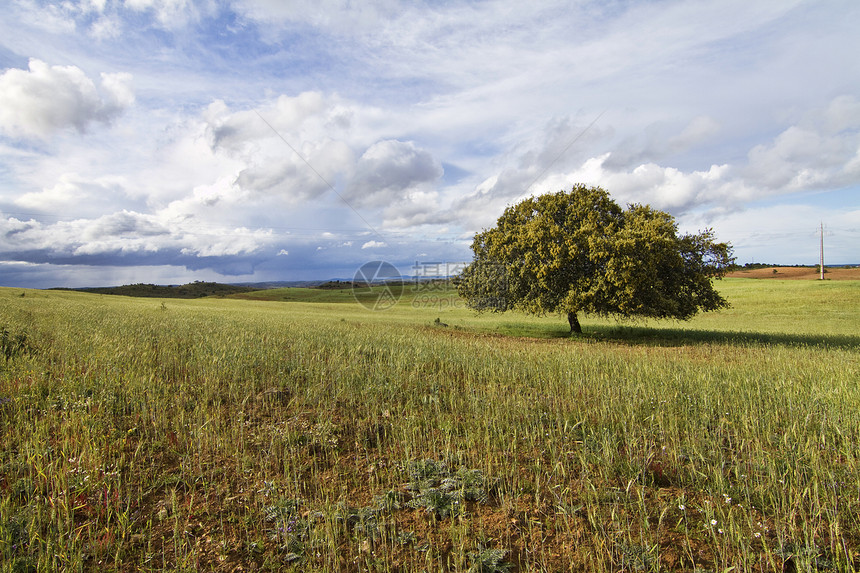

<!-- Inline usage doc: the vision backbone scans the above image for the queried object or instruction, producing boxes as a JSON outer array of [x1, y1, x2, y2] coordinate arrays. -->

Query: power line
[[819, 221, 825, 280]]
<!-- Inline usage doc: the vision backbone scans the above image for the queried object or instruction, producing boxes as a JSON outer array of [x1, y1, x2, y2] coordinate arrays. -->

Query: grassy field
[[0, 278, 858, 572]]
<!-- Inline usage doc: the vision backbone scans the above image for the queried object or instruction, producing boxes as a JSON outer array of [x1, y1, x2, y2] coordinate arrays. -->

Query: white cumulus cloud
[[0, 59, 134, 140]]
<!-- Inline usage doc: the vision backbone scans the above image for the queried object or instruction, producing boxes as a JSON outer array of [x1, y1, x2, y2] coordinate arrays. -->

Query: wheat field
[[1, 278, 858, 572]]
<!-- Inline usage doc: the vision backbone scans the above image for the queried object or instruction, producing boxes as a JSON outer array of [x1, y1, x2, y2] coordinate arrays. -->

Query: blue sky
[[1, 0, 858, 288]]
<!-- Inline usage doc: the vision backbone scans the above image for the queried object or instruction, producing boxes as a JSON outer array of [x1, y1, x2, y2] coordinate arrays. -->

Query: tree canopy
[[457, 185, 735, 333]]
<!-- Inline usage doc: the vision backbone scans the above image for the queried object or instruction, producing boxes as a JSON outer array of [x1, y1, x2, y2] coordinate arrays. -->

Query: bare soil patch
[[727, 266, 860, 280]]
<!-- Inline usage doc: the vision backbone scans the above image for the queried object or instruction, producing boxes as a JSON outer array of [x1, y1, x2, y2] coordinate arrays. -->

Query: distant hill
[[51, 279, 372, 298], [55, 281, 260, 299]]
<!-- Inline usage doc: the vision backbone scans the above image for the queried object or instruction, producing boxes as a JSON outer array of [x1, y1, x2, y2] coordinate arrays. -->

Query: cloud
[[0, 208, 276, 270], [0, 59, 134, 139], [361, 240, 386, 249], [345, 140, 443, 208], [124, 0, 200, 29], [744, 99, 860, 193], [0, 210, 166, 257], [88, 15, 122, 39], [204, 92, 374, 155], [820, 95, 860, 133], [202, 97, 447, 222], [601, 115, 724, 172], [1, 1, 859, 287], [449, 94, 860, 233], [668, 116, 722, 153], [230, 0, 397, 36], [14, 173, 131, 216], [204, 95, 363, 204], [5, 0, 132, 45], [18, 0, 78, 34], [681, 203, 860, 265], [603, 96, 860, 212], [445, 115, 613, 229], [233, 137, 354, 203], [82, 0, 108, 13]]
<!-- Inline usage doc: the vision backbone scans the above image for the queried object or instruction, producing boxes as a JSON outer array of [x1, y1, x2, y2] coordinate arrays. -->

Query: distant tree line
[[57, 282, 259, 299]]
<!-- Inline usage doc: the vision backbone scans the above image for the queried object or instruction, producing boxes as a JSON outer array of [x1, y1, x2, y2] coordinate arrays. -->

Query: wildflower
[[710, 519, 718, 526], [754, 532, 761, 538], [678, 504, 685, 511], [718, 528, 724, 534], [724, 496, 732, 504]]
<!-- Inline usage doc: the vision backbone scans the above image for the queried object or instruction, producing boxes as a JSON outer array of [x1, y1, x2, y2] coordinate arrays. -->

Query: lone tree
[[457, 185, 734, 333]]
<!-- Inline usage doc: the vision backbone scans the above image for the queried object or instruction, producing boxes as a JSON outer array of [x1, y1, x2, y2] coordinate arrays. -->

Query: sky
[[0, 0, 858, 289]]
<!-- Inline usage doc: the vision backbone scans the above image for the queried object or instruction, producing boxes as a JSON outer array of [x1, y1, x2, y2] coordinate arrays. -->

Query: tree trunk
[[567, 311, 582, 334]]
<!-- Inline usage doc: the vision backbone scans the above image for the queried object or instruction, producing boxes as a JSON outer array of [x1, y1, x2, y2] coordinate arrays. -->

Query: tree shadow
[[580, 324, 860, 350]]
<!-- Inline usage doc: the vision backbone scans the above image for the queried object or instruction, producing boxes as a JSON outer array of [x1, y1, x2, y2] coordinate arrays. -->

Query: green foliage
[[458, 185, 734, 331], [265, 498, 311, 555], [405, 460, 494, 518], [468, 546, 512, 572], [617, 541, 657, 572]]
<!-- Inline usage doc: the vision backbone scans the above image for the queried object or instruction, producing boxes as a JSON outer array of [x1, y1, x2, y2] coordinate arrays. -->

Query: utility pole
[[819, 221, 825, 280]]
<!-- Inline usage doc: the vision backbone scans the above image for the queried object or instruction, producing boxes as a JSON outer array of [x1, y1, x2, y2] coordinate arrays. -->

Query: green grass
[[0, 279, 858, 571], [234, 278, 860, 344]]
